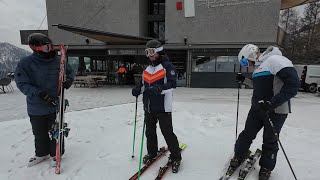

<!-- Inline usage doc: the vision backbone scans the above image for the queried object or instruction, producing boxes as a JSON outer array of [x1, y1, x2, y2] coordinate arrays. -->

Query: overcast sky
[[0, 0, 306, 51], [0, 0, 47, 51]]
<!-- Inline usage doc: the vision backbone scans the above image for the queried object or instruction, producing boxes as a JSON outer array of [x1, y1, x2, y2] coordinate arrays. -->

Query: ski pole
[[131, 97, 138, 158], [265, 112, 298, 180], [137, 119, 146, 180], [235, 75, 241, 143]]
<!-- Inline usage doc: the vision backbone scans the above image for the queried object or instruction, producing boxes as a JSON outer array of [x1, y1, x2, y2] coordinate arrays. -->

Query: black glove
[[236, 73, 245, 83], [143, 85, 162, 99], [63, 79, 73, 89], [258, 100, 274, 114], [39, 91, 58, 107], [132, 86, 141, 97]]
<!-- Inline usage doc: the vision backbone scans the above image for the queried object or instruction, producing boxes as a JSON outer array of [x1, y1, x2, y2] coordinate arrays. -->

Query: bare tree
[[279, 9, 303, 62], [280, 3, 320, 64], [301, 2, 320, 52]]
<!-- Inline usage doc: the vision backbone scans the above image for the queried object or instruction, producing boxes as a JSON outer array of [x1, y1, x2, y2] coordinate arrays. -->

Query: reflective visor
[[145, 46, 163, 57], [30, 44, 54, 53], [240, 57, 249, 67]]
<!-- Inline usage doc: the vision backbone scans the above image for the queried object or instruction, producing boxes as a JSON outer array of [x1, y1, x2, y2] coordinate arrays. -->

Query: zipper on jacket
[[147, 65, 156, 113]]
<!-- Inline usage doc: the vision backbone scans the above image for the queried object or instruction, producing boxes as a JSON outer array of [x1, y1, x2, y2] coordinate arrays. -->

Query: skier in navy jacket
[[229, 44, 300, 180], [15, 33, 74, 167], [131, 39, 182, 173]]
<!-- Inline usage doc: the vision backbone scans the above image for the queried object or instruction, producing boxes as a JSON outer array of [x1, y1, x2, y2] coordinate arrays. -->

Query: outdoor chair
[[0, 78, 14, 93]]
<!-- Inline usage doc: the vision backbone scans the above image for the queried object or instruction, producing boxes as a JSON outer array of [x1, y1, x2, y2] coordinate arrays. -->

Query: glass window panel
[[153, 22, 159, 38], [159, 22, 165, 40], [153, 3, 159, 15], [159, 3, 165, 15], [192, 56, 215, 72], [84, 57, 91, 72], [67, 56, 79, 73]]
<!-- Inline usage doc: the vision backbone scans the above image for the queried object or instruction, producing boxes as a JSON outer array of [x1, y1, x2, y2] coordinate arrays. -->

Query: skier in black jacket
[[132, 39, 182, 173]]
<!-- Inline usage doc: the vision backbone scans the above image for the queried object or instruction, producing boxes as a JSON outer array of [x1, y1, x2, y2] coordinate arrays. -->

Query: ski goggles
[[30, 44, 54, 53], [145, 46, 163, 57], [239, 57, 249, 67]]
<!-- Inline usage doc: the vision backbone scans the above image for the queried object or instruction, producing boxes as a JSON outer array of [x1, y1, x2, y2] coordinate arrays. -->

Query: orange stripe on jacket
[[144, 69, 165, 77], [143, 69, 166, 84]]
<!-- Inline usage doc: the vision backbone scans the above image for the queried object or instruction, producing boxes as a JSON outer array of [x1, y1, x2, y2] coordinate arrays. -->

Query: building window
[[149, 1, 165, 15], [159, 3, 165, 15], [153, 3, 159, 14], [216, 56, 238, 72], [192, 56, 214, 72], [84, 57, 91, 72], [159, 22, 165, 40], [148, 21, 165, 39], [148, 0, 165, 39], [191, 49, 256, 73], [192, 55, 245, 73], [153, 22, 159, 38], [68, 56, 79, 73]]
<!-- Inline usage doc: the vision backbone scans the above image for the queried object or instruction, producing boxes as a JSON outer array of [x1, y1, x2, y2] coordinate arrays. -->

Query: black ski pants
[[144, 112, 181, 161], [234, 107, 287, 171], [29, 113, 64, 157]]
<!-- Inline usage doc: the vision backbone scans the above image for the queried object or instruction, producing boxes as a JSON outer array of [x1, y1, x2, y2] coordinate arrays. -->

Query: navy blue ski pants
[[234, 107, 287, 171], [144, 112, 181, 161]]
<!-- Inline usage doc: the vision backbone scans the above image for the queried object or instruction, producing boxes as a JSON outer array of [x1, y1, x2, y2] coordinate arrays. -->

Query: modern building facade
[[22, 0, 297, 87]]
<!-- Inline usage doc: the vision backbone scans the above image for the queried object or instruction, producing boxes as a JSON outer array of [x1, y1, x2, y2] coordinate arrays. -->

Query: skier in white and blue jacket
[[229, 44, 300, 180], [131, 39, 182, 173], [15, 33, 75, 167]]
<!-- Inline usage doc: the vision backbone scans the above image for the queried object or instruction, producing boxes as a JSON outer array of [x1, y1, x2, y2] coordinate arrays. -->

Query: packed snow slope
[[0, 85, 319, 180]]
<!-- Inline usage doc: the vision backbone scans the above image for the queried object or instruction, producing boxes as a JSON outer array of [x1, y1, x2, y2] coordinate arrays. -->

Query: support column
[[186, 49, 192, 88]]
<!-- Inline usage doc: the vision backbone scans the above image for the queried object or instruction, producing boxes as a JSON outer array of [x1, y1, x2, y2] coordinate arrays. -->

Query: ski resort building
[[20, 0, 311, 88]]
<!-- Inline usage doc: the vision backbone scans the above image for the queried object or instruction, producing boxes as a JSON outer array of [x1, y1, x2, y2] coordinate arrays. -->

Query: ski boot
[[259, 167, 271, 180], [142, 153, 157, 164], [170, 158, 181, 173], [27, 155, 49, 167], [229, 156, 244, 169]]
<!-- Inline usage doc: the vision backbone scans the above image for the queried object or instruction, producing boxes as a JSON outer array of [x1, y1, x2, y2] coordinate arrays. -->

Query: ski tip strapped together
[[54, 43, 67, 175]]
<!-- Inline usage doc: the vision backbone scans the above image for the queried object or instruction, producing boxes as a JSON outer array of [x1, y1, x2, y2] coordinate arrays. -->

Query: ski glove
[[143, 85, 162, 98], [63, 79, 73, 89], [39, 91, 58, 107], [132, 86, 141, 97], [258, 100, 274, 114], [236, 73, 245, 83]]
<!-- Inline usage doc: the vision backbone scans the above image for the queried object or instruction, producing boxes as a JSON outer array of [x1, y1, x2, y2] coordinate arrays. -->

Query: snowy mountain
[[0, 42, 31, 77]]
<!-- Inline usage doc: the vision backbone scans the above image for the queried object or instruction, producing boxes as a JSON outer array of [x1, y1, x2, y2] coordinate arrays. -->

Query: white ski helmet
[[238, 44, 260, 67]]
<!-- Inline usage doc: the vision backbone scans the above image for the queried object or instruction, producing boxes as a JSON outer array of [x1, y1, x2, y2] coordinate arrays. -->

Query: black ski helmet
[[28, 33, 56, 59], [28, 33, 52, 47], [146, 39, 165, 57], [146, 39, 162, 49]]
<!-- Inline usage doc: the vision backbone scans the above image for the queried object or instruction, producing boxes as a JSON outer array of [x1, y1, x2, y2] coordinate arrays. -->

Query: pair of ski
[[129, 143, 186, 180], [219, 148, 262, 180], [53, 44, 69, 174]]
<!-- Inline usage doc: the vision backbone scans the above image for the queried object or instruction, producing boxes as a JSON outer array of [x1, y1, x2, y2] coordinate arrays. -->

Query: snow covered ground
[[0, 83, 319, 180]]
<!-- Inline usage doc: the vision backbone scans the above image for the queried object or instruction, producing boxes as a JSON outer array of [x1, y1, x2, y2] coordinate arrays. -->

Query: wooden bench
[[73, 76, 101, 88]]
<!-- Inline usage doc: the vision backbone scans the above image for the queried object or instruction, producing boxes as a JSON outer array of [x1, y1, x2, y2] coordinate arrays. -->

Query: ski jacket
[[141, 56, 177, 113], [118, 67, 127, 73], [15, 53, 75, 115], [251, 46, 300, 114]]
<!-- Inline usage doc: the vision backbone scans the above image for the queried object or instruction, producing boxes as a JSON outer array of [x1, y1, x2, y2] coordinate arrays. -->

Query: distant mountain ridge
[[0, 42, 31, 78]]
